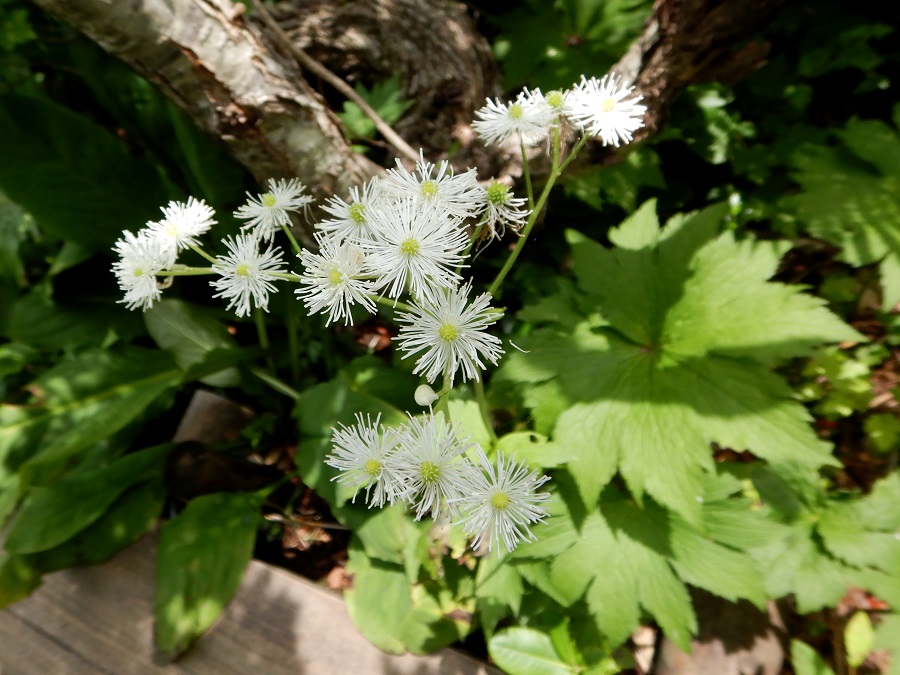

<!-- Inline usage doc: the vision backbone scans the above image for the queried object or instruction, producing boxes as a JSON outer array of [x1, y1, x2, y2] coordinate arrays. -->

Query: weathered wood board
[[0, 533, 498, 674]]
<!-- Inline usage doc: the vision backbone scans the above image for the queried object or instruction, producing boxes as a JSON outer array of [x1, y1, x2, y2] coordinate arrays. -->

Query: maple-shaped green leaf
[[512, 484, 767, 650], [500, 201, 859, 520], [786, 118, 900, 306]]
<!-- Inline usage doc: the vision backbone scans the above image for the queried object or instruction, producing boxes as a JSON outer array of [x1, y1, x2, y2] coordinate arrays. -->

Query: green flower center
[[486, 181, 510, 206], [133, 267, 144, 277], [328, 267, 343, 285], [235, 264, 250, 277], [601, 97, 616, 113], [509, 103, 524, 120], [364, 458, 381, 477], [349, 202, 366, 224], [546, 90, 565, 110], [400, 238, 420, 257], [262, 193, 278, 208], [490, 492, 511, 510], [420, 461, 440, 484], [166, 223, 179, 237], [421, 180, 439, 199], [438, 323, 459, 342]]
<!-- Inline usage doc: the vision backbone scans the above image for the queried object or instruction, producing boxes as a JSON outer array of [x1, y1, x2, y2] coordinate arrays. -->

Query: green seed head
[[349, 202, 366, 224], [328, 267, 343, 285], [438, 323, 459, 342], [601, 97, 616, 113], [262, 193, 278, 208], [490, 492, 511, 510], [509, 103, 524, 120], [363, 458, 381, 477], [486, 181, 510, 206], [421, 180, 439, 199], [420, 461, 440, 484], [400, 238, 420, 257], [235, 264, 250, 277]]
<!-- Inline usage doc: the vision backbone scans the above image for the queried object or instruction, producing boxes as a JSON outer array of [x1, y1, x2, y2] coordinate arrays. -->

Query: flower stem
[[519, 136, 534, 210], [284, 306, 301, 384], [254, 310, 277, 373], [157, 266, 214, 276], [474, 377, 497, 446], [191, 245, 218, 264], [371, 294, 413, 314], [272, 271, 301, 282], [488, 127, 585, 298], [249, 366, 301, 400], [280, 222, 304, 257]]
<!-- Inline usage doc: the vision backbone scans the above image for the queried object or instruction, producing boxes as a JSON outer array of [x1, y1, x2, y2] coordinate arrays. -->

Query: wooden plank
[[0, 533, 498, 674]]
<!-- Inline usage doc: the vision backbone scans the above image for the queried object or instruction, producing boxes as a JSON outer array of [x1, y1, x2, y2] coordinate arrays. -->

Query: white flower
[[394, 282, 504, 386], [296, 232, 376, 325], [210, 233, 286, 317], [568, 74, 647, 147], [363, 199, 468, 301], [451, 448, 550, 554], [472, 91, 557, 146], [318, 178, 384, 242], [235, 178, 312, 241], [478, 180, 530, 240], [146, 197, 216, 265], [112, 230, 170, 310], [524, 87, 575, 120], [382, 153, 482, 221], [325, 414, 407, 508], [392, 412, 478, 521]]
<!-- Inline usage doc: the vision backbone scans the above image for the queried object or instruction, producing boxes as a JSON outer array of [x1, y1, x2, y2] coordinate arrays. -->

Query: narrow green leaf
[[4, 445, 169, 554], [154, 491, 263, 660]]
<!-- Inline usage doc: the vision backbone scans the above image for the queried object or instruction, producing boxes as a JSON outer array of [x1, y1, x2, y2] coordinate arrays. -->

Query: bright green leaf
[[489, 627, 573, 675], [845, 611, 874, 669], [154, 491, 263, 660], [791, 639, 835, 675]]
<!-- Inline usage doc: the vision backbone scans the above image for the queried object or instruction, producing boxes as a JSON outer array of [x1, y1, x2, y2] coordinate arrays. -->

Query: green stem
[[520, 136, 534, 210], [249, 366, 301, 400], [191, 245, 218, 264], [280, 222, 304, 257], [285, 307, 301, 384], [487, 127, 587, 298], [254, 310, 277, 374], [473, 377, 497, 445], [372, 294, 413, 314], [272, 271, 301, 282], [434, 373, 452, 418], [456, 223, 485, 275], [157, 266, 214, 277]]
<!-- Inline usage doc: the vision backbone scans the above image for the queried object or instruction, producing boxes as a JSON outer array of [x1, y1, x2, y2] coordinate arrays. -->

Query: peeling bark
[[29, 0, 378, 197]]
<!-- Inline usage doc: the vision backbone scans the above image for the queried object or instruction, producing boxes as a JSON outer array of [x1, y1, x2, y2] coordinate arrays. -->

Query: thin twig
[[250, 0, 419, 163]]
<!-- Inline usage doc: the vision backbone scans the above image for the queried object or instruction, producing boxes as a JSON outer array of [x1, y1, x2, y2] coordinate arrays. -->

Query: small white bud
[[415, 384, 439, 407]]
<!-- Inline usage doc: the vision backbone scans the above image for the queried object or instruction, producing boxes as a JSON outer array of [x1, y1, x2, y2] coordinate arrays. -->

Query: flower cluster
[[111, 180, 310, 315], [472, 73, 647, 148], [325, 411, 551, 554]]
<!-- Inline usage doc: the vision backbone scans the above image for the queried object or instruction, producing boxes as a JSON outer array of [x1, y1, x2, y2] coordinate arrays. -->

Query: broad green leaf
[[0, 348, 179, 487], [489, 627, 573, 675], [344, 541, 469, 655], [0, 94, 168, 250], [844, 611, 874, 669], [448, 398, 492, 450], [502, 202, 853, 519], [476, 555, 524, 635], [144, 300, 239, 387], [336, 502, 423, 565], [496, 431, 571, 469], [791, 639, 835, 675], [786, 118, 900, 306], [4, 444, 169, 553], [154, 491, 263, 660], [873, 614, 900, 675]]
